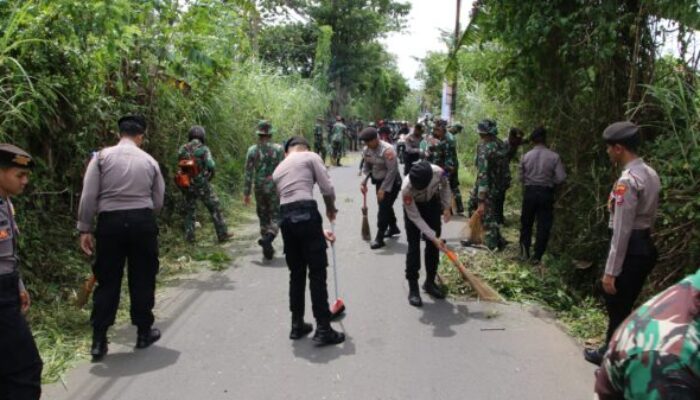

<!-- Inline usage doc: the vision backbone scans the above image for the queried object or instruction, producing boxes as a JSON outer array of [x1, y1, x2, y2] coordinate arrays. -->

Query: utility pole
[[451, 0, 461, 121]]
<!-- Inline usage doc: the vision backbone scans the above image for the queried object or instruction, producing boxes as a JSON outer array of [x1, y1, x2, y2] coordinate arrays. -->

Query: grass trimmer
[[329, 222, 345, 319], [443, 248, 504, 303]]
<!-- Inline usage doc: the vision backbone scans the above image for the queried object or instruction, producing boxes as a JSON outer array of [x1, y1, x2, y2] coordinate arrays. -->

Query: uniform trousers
[[403, 153, 419, 176], [0, 273, 42, 400], [374, 179, 401, 238], [91, 208, 159, 335], [602, 230, 657, 344], [404, 197, 442, 282], [519, 185, 554, 260], [280, 201, 331, 326]]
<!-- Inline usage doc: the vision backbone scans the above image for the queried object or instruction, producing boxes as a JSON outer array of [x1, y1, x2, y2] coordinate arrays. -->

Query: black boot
[[312, 324, 345, 346], [370, 233, 385, 249], [289, 318, 313, 340], [583, 345, 607, 366], [384, 225, 401, 237], [90, 330, 108, 362], [258, 233, 275, 259], [408, 280, 422, 307], [136, 327, 161, 349], [423, 279, 446, 299]]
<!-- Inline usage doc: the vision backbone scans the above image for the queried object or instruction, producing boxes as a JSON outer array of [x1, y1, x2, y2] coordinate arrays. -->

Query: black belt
[[98, 207, 153, 217], [280, 200, 317, 213]]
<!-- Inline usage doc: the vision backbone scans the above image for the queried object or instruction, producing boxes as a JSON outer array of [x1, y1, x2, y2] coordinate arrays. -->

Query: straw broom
[[76, 274, 97, 308], [444, 248, 504, 303]]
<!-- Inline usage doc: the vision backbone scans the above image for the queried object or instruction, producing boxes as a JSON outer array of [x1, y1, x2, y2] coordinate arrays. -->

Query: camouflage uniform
[[474, 140, 507, 249], [594, 270, 700, 400], [244, 139, 284, 238], [179, 139, 228, 242], [493, 137, 513, 224], [330, 121, 346, 165], [445, 131, 464, 213], [426, 128, 460, 214], [313, 123, 326, 163]]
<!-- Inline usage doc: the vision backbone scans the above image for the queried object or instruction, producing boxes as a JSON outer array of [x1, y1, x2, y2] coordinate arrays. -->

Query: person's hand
[[443, 209, 452, 223], [80, 233, 95, 256], [432, 237, 447, 252], [327, 209, 337, 222], [19, 290, 30, 314], [377, 189, 385, 202], [476, 202, 485, 216], [323, 230, 336, 243], [602, 274, 617, 295], [243, 195, 251, 206], [360, 183, 368, 194]]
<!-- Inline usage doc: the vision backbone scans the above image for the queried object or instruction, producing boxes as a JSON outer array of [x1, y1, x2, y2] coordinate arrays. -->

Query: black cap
[[603, 121, 639, 142], [409, 161, 432, 190], [359, 127, 378, 141], [118, 115, 147, 135], [284, 136, 309, 152], [530, 127, 546, 142], [0, 144, 34, 169]]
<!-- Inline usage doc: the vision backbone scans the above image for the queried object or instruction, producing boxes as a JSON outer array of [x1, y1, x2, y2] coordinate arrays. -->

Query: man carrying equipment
[[360, 127, 402, 250], [78, 115, 165, 361], [244, 120, 284, 260], [272, 136, 344, 346], [584, 121, 661, 366], [0, 144, 42, 400], [177, 126, 232, 243], [402, 161, 451, 307]]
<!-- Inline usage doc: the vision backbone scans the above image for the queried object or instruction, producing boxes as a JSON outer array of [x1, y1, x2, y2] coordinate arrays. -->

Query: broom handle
[[362, 192, 367, 208], [331, 222, 339, 299]]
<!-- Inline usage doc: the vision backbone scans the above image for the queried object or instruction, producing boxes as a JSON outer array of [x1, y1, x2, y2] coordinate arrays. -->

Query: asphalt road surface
[[45, 154, 596, 400]]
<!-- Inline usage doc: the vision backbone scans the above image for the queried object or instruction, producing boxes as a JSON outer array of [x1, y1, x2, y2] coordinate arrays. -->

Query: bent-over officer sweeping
[[0, 144, 42, 400], [402, 161, 451, 307], [272, 136, 344, 346], [360, 127, 402, 250], [78, 115, 165, 362], [584, 121, 661, 366]]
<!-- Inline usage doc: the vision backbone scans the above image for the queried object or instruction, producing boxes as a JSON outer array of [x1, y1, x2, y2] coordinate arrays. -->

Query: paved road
[[45, 154, 596, 400]]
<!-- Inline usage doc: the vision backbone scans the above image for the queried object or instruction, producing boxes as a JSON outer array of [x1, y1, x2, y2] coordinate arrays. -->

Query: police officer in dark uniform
[[272, 136, 344, 345], [359, 127, 402, 249], [0, 144, 42, 400], [584, 121, 661, 366], [77, 116, 166, 361]]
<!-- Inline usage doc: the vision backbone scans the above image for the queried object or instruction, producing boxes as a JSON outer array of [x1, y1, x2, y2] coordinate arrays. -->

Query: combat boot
[[289, 318, 313, 340], [408, 280, 422, 307], [136, 327, 161, 349], [258, 233, 275, 259], [384, 225, 401, 238], [218, 231, 234, 243], [90, 330, 108, 362], [370, 231, 385, 249], [312, 324, 345, 346], [423, 279, 446, 299], [583, 345, 607, 366]]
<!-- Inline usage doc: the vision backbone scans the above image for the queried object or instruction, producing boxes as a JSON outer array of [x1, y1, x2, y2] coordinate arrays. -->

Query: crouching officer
[[584, 121, 661, 366], [402, 161, 451, 306], [0, 145, 42, 400], [78, 115, 165, 361], [359, 127, 402, 249], [272, 136, 344, 346]]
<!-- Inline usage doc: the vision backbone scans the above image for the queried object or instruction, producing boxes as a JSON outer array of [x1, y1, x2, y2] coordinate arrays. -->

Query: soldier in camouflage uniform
[[447, 123, 465, 214], [426, 120, 461, 214], [594, 269, 700, 400], [244, 120, 285, 259], [313, 117, 326, 163], [330, 116, 346, 166], [179, 126, 232, 243]]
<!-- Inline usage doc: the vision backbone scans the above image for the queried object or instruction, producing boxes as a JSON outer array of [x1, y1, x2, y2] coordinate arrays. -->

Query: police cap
[[284, 136, 309, 152], [602, 121, 639, 143], [0, 144, 34, 169], [118, 115, 147, 135], [409, 161, 432, 190], [359, 127, 378, 141]]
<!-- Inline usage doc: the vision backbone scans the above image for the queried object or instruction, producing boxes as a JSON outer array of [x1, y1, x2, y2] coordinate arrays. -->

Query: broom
[[361, 175, 371, 241], [76, 274, 97, 308], [443, 248, 504, 303], [329, 222, 345, 319], [460, 212, 485, 247]]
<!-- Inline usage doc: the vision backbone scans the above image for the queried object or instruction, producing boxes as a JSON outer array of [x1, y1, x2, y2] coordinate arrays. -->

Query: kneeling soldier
[[272, 136, 344, 345], [0, 145, 42, 400], [402, 161, 451, 307]]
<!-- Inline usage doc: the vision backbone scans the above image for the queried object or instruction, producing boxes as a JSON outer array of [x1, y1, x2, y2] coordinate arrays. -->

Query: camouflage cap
[[477, 119, 498, 135], [256, 120, 272, 135]]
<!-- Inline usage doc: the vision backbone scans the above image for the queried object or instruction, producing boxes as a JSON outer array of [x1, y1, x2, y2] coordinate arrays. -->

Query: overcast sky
[[382, 0, 475, 89]]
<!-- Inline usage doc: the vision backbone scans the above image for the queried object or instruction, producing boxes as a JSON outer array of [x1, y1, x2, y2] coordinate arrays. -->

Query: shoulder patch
[[613, 183, 627, 206], [403, 194, 413, 206], [385, 149, 396, 161]]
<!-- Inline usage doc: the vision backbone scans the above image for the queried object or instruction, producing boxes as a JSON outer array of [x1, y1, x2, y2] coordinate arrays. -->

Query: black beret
[[603, 121, 638, 142], [284, 136, 309, 152], [409, 161, 433, 190], [359, 127, 378, 141], [118, 115, 147, 132], [0, 144, 34, 169]]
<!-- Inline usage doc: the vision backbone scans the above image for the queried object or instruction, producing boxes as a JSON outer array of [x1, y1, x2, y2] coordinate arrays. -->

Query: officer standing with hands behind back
[[78, 115, 165, 362], [360, 127, 402, 250], [583, 121, 661, 366], [0, 144, 42, 400]]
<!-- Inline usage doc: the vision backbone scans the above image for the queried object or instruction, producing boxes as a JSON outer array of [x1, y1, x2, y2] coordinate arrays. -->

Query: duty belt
[[280, 200, 317, 213]]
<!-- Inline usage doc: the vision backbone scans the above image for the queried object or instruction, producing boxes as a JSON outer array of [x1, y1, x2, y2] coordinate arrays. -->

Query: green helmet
[[477, 119, 498, 136], [256, 120, 272, 135]]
